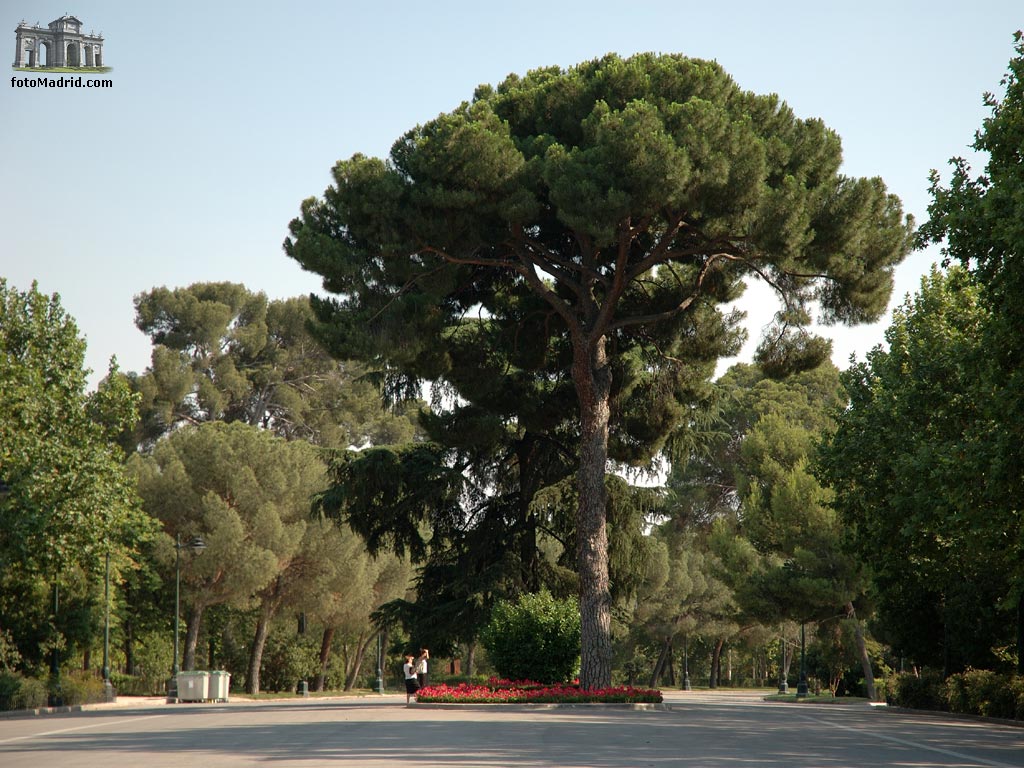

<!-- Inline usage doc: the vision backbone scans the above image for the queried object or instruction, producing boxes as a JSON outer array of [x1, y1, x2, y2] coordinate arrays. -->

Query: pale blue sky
[[1, 1, 1020, 387]]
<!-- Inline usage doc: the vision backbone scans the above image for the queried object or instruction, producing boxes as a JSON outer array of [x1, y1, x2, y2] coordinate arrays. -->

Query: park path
[[0, 690, 1020, 767]]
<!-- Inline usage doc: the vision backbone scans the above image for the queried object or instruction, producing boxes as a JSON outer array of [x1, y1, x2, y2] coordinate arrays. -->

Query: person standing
[[416, 648, 430, 689], [403, 654, 420, 704]]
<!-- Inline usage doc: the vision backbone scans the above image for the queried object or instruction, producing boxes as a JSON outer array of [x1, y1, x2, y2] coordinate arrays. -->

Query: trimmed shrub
[[889, 672, 945, 710], [480, 592, 580, 684]]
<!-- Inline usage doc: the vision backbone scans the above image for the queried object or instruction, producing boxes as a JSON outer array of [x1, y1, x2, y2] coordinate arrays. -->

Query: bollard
[[298, 680, 309, 697]]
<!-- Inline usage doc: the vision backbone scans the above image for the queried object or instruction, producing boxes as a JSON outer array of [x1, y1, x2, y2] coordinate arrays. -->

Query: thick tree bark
[[314, 626, 335, 692], [709, 638, 725, 688], [573, 335, 613, 690], [465, 641, 476, 677], [183, 604, 206, 671], [846, 602, 876, 700], [246, 604, 275, 694]]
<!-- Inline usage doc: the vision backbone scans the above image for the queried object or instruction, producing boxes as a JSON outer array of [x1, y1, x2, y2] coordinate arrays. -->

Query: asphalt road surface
[[0, 690, 1021, 767]]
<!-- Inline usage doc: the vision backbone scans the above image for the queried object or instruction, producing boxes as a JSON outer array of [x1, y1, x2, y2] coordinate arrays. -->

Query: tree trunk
[[846, 602, 876, 700], [183, 603, 205, 671], [344, 631, 374, 690], [247, 580, 287, 694], [573, 335, 613, 690], [465, 641, 475, 677], [246, 604, 274, 694], [709, 638, 725, 688], [517, 434, 542, 592], [649, 636, 671, 688], [314, 626, 335, 692]]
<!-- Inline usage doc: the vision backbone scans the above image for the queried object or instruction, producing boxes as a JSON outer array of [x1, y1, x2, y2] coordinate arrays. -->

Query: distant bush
[[890, 670, 1024, 721], [943, 670, 1021, 719], [60, 670, 106, 706], [0, 672, 48, 711], [480, 591, 580, 684], [259, 632, 319, 693], [110, 673, 162, 696], [889, 672, 945, 710]]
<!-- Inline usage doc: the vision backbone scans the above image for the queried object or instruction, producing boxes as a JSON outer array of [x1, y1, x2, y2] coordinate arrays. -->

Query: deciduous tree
[[916, 32, 1024, 672], [0, 280, 150, 672]]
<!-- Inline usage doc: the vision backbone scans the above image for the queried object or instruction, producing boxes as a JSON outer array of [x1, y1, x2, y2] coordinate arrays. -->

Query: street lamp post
[[778, 636, 788, 694], [682, 635, 691, 691], [168, 534, 206, 703], [49, 581, 62, 707], [375, 633, 384, 694], [102, 549, 115, 702], [797, 623, 808, 698]]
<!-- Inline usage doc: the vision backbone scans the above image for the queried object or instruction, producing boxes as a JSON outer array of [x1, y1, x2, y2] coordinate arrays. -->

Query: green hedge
[[0, 672, 48, 711], [889, 671, 1024, 720]]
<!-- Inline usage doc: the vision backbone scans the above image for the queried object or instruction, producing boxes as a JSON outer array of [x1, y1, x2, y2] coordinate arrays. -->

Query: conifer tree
[[286, 53, 912, 687]]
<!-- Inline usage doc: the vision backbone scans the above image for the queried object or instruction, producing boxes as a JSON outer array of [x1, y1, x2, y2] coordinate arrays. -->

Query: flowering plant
[[416, 680, 662, 704]]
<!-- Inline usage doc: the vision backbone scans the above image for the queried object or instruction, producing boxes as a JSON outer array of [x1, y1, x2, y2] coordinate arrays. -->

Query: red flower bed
[[416, 680, 662, 704]]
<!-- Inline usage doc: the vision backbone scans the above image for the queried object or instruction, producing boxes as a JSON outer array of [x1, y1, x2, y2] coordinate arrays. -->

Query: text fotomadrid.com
[[11, 75, 113, 88]]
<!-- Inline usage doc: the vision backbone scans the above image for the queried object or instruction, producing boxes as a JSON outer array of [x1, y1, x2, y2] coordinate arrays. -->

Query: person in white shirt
[[417, 648, 429, 689], [403, 654, 420, 704]]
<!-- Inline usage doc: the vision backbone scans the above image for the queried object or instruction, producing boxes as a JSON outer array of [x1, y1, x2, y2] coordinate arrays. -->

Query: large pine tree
[[285, 53, 912, 687]]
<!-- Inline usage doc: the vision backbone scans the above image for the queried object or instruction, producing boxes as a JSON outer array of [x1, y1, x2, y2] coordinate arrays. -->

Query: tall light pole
[[682, 635, 691, 691], [375, 633, 384, 694], [102, 548, 114, 702], [778, 635, 788, 694], [168, 534, 206, 702], [797, 623, 808, 698]]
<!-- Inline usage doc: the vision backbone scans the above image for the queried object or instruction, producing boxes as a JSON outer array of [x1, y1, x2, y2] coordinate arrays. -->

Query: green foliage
[[820, 267, 1011, 670], [258, 632, 320, 693], [123, 630, 173, 693], [915, 33, 1024, 674], [128, 283, 419, 450], [889, 672, 946, 710], [0, 628, 22, 672], [131, 420, 329, 684], [942, 670, 1020, 719], [0, 672, 48, 711], [480, 592, 581, 684], [108, 673, 158, 696], [0, 280, 151, 671], [286, 52, 911, 689], [59, 670, 107, 706], [891, 670, 1024, 720]]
